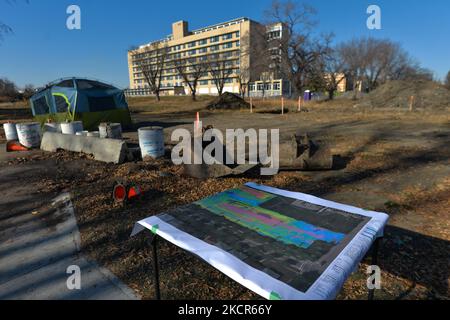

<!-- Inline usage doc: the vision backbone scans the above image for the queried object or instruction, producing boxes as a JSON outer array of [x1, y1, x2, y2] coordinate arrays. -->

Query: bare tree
[[22, 84, 35, 99], [264, 0, 333, 96], [236, 68, 250, 97], [0, 77, 18, 97], [238, 29, 270, 98], [338, 37, 425, 96], [337, 39, 367, 99], [314, 48, 346, 100], [446, 71, 450, 89], [135, 43, 168, 101], [0, 0, 28, 42], [174, 56, 208, 101], [208, 53, 234, 96]]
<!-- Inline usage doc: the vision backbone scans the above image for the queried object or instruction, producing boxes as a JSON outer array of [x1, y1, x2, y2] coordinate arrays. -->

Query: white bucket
[[43, 122, 61, 133], [16, 122, 41, 148], [61, 121, 83, 135], [99, 123, 122, 139], [3, 123, 18, 141], [87, 131, 100, 138], [138, 126, 164, 159]]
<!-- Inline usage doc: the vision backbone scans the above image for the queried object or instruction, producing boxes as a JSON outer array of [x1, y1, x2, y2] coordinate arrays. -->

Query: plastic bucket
[[3, 123, 18, 141], [61, 121, 84, 135], [43, 122, 61, 133], [16, 122, 41, 148], [138, 126, 164, 159], [87, 131, 100, 137], [99, 123, 122, 139]]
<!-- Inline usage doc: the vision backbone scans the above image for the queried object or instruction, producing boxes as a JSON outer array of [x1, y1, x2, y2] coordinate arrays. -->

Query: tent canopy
[[30, 77, 132, 130]]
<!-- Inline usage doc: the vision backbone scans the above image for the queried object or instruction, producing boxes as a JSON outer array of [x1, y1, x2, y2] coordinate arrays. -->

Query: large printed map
[[157, 185, 370, 292]]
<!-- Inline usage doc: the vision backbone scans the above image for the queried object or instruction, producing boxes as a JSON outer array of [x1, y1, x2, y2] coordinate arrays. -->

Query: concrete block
[[40, 132, 129, 164]]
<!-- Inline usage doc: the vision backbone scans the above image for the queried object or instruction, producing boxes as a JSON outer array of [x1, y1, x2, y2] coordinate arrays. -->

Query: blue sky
[[0, 0, 449, 88]]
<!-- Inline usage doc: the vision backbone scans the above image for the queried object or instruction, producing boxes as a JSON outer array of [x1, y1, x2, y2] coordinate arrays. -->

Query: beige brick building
[[127, 17, 289, 97]]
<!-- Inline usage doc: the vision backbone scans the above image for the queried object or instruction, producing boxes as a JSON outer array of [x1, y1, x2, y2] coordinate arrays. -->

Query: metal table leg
[[368, 237, 380, 300], [151, 234, 161, 300]]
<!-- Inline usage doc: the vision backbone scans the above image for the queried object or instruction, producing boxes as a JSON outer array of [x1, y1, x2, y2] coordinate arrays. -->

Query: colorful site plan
[[132, 183, 389, 300]]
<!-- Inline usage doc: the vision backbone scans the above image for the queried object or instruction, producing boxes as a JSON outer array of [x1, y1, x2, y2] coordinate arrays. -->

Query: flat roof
[[135, 17, 253, 50]]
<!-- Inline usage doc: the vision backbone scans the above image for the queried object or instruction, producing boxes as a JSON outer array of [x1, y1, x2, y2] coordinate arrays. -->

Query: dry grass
[[1, 93, 449, 300], [127, 95, 214, 114]]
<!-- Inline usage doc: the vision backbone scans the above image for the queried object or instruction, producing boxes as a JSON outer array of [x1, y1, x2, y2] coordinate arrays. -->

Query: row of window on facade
[[133, 61, 240, 79], [186, 31, 239, 48], [132, 32, 240, 60], [134, 69, 239, 83], [133, 50, 240, 70], [133, 41, 240, 64], [134, 78, 236, 88], [249, 81, 281, 92]]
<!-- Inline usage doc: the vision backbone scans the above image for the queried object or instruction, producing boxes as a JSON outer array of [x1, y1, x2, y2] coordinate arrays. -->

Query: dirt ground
[[1, 96, 449, 300]]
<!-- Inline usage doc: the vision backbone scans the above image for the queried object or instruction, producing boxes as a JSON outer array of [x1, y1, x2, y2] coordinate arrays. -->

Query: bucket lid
[[139, 126, 164, 131]]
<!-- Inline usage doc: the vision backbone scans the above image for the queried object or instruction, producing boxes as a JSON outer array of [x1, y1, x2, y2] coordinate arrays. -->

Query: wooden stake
[[409, 96, 415, 112], [298, 96, 302, 112], [281, 97, 284, 115], [250, 96, 253, 113], [195, 112, 200, 130]]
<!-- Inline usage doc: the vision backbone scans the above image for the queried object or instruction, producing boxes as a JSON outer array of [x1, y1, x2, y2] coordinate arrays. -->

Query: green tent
[[30, 77, 132, 130]]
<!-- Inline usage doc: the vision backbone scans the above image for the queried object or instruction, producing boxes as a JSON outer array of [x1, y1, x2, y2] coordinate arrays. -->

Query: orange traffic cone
[[112, 182, 142, 204]]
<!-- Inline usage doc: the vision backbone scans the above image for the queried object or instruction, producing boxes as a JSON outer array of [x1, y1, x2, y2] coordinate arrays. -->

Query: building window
[[224, 78, 233, 84], [210, 45, 219, 52], [222, 52, 232, 59], [273, 82, 281, 91], [257, 83, 264, 91], [199, 80, 208, 85], [267, 30, 281, 40], [199, 47, 207, 53], [188, 41, 196, 48], [222, 42, 233, 49], [198, 39, 207, 45], [210, 36, 219, 43], [222, 33, 232, 41], [235, 31, 240, 38], [188, 49, 196, 56], [235, 41, 240, 47], [249, 84, 256, 92], [264, 83, 271, 90]]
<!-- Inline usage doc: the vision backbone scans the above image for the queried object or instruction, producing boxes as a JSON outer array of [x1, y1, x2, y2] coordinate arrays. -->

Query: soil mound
[[206, 92, 250, 110], [358, 80, 450, 109]]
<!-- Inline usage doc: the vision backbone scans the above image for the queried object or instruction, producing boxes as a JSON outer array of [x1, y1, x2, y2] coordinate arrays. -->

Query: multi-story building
[[127, 17, 289, 97]]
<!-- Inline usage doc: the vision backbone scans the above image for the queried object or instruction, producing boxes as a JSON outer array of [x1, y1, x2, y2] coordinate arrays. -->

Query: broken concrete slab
[[40, 132, 129, 164], [279, 133, 334, 170]]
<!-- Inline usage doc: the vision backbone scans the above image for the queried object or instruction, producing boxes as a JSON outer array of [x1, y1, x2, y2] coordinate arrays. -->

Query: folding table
[[131, 183, 388, 300]]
